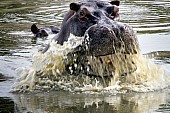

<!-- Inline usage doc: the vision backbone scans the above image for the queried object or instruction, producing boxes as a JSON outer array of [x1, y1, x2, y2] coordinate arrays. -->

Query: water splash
[[11, 34, 170, 93]]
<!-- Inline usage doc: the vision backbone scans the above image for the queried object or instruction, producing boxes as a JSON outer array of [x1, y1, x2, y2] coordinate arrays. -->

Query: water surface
[[0, 0, 170, 113]]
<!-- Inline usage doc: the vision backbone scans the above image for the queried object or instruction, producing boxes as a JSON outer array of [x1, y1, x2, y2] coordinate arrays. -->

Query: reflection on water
[[0, 97, 14, 113], [11, 90, 170, 113], [0, 0, 170, 113], [157, 103, 170, 113]]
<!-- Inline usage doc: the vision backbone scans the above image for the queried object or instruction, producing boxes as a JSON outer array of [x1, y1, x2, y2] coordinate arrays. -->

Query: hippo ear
[[31, 24, 39, 34], [110, 1, 120, 6], [70, 3, 80, 12]]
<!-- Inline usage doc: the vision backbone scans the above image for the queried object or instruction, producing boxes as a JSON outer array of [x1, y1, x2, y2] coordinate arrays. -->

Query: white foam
[[11, 34, 170, 93]]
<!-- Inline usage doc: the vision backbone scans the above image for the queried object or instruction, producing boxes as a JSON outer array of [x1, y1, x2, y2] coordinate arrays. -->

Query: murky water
[[0, 0, 170, 112]]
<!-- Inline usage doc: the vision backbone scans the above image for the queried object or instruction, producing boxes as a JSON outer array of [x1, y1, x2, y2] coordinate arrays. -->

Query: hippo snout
[[84, 24, 119, 56], [83, 22, 139, 56]]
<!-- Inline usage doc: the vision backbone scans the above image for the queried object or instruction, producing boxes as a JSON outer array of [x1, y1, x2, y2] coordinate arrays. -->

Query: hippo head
[[31, 24, 49, 37], [62, 0, 139, 56], [55, 0, 121, 45], [68, 0, 120, 37], [62, 1, 139, 78], [31, 24, 60, 38], [52, 0, 139, 56]]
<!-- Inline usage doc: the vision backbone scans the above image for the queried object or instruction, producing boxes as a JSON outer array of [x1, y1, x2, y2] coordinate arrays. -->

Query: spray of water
[[11, 34, 170, 93]]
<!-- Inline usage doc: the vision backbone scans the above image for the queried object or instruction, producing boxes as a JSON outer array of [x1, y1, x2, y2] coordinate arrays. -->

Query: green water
[[0, 0, 170, 112]]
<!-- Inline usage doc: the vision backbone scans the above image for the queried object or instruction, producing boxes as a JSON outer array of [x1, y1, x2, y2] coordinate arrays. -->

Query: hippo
[[40, 0, 138, 54], [35, 0, 139, 78], [31, 24, 60, 37], [47, 0, 139, 80], [31, 0, 139, 85], [38, 0, 121, 53], [53, 0, 120, 45], [11, 0, 141, 92]]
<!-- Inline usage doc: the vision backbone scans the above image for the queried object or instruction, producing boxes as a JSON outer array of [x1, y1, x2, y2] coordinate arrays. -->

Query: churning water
[[11, 33, 170, 94]]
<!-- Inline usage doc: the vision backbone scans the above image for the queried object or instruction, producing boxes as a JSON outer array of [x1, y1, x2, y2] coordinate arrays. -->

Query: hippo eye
[[78, 11, 89, 22], [79, 11, 85, 18]]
